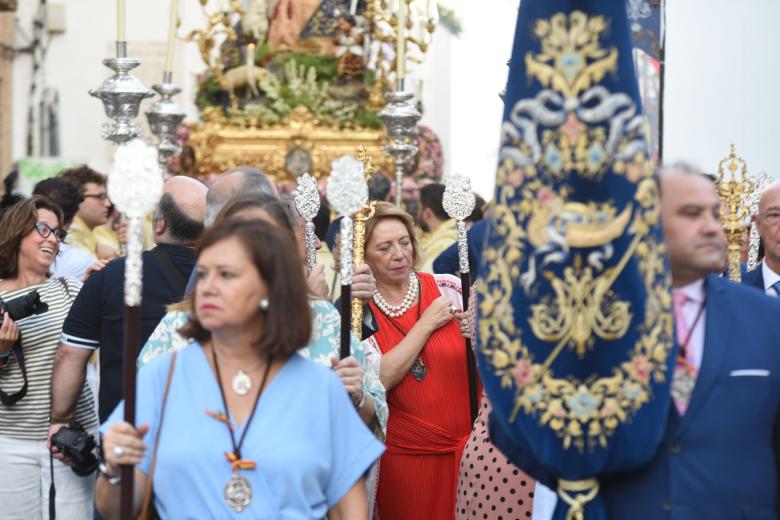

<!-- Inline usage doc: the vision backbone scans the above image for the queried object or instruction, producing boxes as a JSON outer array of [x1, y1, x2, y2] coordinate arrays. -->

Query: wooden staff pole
[[120, 306, 140, 520]]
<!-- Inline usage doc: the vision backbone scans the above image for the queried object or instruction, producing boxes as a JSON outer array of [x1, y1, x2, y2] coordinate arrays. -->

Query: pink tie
[[671, 290, 696, 414], [672, 290, 689, 347]]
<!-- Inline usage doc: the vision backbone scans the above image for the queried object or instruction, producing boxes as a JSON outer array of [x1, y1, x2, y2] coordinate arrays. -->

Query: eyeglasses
[[83, 193, 109, 201], [35, 222, 67, 241], [757, 211, 780, 226]]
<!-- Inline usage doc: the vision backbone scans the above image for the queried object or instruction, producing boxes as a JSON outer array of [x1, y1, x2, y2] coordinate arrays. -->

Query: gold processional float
[[714, 145, 771, 282], [175, 0, 450, 182]]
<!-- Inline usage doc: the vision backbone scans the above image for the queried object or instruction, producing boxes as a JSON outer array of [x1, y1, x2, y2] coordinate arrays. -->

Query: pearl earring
[[259, 298, 269, 311]]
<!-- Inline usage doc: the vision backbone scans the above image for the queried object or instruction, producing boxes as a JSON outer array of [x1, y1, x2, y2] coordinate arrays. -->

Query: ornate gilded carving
[[715, 145, 755, 282], [185, 106, 392, 180]]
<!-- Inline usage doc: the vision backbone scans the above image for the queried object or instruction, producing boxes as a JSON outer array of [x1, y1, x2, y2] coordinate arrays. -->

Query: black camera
[[0, 290, 48, 324], [50, 422, 99, 476]]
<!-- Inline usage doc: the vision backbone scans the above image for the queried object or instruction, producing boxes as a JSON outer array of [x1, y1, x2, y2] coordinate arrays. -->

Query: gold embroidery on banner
[[479, 10, 674, 452], [525, 12, 618, 99]]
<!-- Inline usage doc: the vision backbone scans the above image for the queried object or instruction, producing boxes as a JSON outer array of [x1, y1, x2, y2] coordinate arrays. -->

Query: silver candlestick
[[379, 80, 421, 206], [294, 172, 321, 273], [145, 72, 186, 175], [90, 43, 154, 144]]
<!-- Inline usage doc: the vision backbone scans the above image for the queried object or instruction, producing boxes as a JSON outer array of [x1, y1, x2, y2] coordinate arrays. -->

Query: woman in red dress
[[361, 202, 475, 519]]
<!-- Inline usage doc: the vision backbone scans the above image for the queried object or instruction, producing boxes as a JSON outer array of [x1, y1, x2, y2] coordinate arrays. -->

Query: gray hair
[[204, 167, 277, 226], [280, 193, 303, 228]]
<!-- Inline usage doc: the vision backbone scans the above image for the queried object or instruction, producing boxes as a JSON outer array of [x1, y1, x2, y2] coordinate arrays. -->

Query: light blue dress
[[104, 344, 384, 519], [138, 300, 388, 436]]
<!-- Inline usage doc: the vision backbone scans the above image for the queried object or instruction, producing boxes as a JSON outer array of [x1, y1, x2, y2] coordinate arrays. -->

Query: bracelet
[[50, 416, 74, 425], [98, 462, 122, 485], [353, 390, 367, 410]]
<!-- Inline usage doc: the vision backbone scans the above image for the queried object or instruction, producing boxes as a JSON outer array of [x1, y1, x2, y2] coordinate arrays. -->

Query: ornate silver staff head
[[90, 57, 155, 144], [442, 173, 476, 274], [326, 156, 368, 285], [294, 172, 321, 273], [109, 139, 164, 305]]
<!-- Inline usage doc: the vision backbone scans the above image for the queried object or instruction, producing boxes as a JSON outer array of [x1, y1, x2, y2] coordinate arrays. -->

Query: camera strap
[[49, 447, 56, 519], [0, 338, 28, 406]]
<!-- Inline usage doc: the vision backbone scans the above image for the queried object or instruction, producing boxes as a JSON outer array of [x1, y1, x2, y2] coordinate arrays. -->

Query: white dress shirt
[[761, 261, 780, 297]]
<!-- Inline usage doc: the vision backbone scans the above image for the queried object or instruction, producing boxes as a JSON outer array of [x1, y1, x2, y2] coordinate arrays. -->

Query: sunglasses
[[35, 222, 67, 241]]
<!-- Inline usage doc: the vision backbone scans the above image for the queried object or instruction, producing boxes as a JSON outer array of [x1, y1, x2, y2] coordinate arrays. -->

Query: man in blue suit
[[743, 181, 780, 297], [600, 165, 780, 519]]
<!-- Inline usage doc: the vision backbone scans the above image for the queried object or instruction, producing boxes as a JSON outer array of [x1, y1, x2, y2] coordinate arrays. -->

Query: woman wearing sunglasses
[[0, 196, 98, 518]]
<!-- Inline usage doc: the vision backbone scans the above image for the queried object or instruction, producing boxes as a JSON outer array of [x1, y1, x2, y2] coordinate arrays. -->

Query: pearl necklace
[[373, 273, 419, 318]]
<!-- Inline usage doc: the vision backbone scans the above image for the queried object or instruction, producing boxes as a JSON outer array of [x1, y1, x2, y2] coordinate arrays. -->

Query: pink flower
[[629, 355, 652, 383], [537, 187, 555, 206], [513, 360, 534, 386]]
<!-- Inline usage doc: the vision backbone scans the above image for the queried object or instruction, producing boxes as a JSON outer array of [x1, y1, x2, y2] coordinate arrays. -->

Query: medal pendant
[[671, 363, 696, 409], [232, 371, 252, 396], [225, 473, 252, 512], [410, 358, 426, 382]]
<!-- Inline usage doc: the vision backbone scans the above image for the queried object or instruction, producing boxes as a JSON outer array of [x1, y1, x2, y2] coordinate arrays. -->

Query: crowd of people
[[0, 160, 779, 519]]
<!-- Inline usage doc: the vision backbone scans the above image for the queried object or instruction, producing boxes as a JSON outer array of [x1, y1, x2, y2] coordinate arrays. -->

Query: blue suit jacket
[[601, 274, 780, 519], [743, 263, 765, 292]]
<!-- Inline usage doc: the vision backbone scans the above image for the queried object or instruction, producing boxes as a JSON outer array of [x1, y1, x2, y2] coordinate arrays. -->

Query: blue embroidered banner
[[476, 1, 676, 518]]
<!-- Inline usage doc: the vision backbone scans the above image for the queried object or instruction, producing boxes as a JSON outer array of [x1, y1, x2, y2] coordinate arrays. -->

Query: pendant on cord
[[411, 357, 427, 381], [225, 473, 252, 512], [232, 371, 252, 396]]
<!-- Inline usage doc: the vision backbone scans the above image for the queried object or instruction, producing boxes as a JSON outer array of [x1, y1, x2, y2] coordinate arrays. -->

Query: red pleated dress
[[372, 272, 476, 520]]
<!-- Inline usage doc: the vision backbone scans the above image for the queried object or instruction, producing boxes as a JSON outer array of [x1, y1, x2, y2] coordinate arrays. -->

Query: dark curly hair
[[33, 177, 84, 226], [58, 164, 106, 194]]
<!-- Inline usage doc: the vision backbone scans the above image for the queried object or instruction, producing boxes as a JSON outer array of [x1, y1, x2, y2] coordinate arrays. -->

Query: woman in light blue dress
[[97, 219, 383, 519]]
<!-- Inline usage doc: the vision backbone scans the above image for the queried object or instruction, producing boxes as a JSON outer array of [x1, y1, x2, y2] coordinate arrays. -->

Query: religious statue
[[240, 0, 274, 44], [267, 0, 321, 49], [334, 14, 366, 79]]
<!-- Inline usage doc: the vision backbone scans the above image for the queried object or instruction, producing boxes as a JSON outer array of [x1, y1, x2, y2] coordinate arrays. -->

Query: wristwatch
[[98, 462, 121, 485]]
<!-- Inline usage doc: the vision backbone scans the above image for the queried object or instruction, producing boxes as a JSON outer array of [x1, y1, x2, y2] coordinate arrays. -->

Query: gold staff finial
[[715, 144, 754, 282], [351, 145, 377, 336]]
